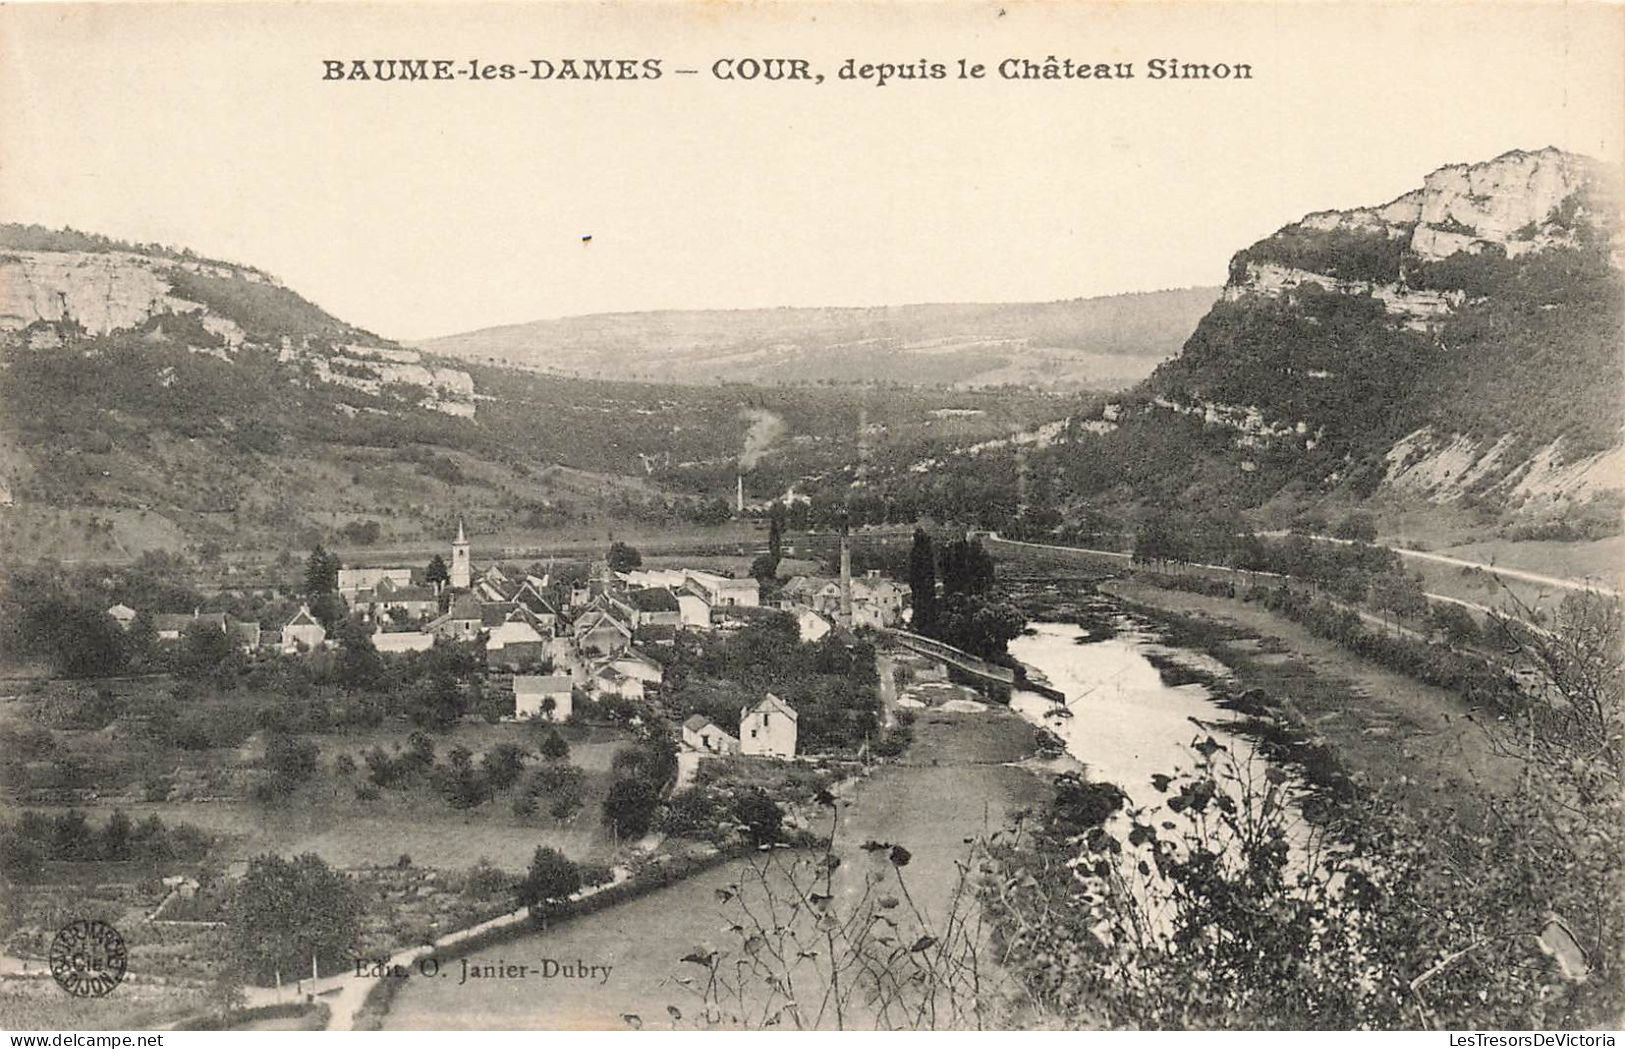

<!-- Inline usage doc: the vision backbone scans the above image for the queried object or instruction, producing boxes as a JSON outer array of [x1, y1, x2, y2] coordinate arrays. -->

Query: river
[[1008, 614, 1268, 808], [382, 597, 1301, 1029]]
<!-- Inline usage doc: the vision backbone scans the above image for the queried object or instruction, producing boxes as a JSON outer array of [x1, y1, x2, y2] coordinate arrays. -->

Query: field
[[1103, 578, 1525, 813], [383, 706, 1050, 1029]]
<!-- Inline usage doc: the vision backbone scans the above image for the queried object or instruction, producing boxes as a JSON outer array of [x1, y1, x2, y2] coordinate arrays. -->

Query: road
[[987, 534, 1590, 631], [1258, 532, 1619, 597], [238, 863, 643, 1030]]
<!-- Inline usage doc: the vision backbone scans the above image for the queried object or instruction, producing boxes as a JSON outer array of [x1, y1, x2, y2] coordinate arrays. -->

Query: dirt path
[[1104, 579, 1525, 811]]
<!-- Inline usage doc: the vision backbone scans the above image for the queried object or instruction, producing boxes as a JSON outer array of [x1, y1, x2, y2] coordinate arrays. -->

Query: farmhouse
[[426, 593, 483, 641], [675, 591, 712, 630], [513, 674, 573, 721], [337, 566, 414, 601], [740, 693, 798, 758], [621, 587, 682, 629], [106, 603, 136, 629], [280, 606, 327, 651], [355, 578, 439, 623], [686, 572, 760, 609], [682, 714, 740, 755], [590, 664, 644, 701], [486, 615, 548, 670], [797, 607, 833, 643], [573, 609, 634, 656]]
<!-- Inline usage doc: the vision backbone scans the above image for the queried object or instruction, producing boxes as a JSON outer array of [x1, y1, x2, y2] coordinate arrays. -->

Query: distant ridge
[[418, 288, 1221, 390]]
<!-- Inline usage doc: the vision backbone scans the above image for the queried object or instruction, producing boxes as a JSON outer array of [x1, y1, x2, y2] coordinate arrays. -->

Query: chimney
[[736, 475, 745, 514], [839, 530, 853, 622]]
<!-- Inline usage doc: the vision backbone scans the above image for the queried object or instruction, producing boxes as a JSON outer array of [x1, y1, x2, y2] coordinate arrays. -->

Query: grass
[[382, 707, 1051, 1029], [0, 709, 638, 871], [1103, 579, 1524, 816]]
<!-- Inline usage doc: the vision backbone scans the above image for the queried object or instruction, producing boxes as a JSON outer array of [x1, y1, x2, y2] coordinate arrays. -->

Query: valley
[[0, 142, 1620, 1033]]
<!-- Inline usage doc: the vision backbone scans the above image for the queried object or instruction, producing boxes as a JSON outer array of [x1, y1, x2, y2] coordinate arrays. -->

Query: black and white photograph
[[0, 0, 1621, 1035]]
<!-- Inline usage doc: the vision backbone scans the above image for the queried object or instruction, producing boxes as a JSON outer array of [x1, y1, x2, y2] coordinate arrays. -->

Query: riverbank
[[375, 703, 1053, 1029], [1101, 578, 1523, 818]]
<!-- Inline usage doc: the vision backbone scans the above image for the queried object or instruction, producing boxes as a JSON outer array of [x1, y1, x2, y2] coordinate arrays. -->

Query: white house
[[606, 649, 664, 687], [280, 605, 327, 652], [337, 566, 413, 600], [740, 693, 798, 758], [620, 568, 688, 589], [686, 572, 760, 609], [797, 608, 833, 643], [590, 665, 645, 701], [106, 604, 137, 630], [682, 714, 740, 755], [514, 674, 574, 721], [675, 592, 712, 630], [487, 616, 544, 653], [373, 629, 434, 654]]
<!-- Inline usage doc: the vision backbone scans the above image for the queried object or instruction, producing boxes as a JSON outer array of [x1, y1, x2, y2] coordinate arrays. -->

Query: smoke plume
[[738, 408, 786, 470]]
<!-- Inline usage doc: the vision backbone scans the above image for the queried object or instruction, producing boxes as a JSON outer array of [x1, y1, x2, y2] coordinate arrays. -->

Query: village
[[96, 520, 920, 769]]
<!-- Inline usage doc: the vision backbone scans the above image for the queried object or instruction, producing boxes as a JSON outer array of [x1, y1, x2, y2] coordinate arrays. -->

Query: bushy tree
[[517, 845, 581, 914], [733, 788, 783, 846], [603, 777, 661, 840], [304, 545, 341, 598], [425, 554, 450, 589], [229, 853, 361, 985], [333, 617, 384, 690], [606, 541, 642, 573]]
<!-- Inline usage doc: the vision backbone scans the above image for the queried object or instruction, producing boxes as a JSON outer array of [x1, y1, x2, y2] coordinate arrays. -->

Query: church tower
[[450, 519, 471, 590]]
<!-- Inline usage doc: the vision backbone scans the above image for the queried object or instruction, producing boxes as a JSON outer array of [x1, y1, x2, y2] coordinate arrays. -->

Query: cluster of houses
[[104, 525, 919, 764], [680, 693, 799, 759]]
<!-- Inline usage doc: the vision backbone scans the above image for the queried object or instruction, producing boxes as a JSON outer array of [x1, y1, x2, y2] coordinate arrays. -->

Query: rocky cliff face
[[0, 232, 476, 417], [1099, 147, 1623, 519]]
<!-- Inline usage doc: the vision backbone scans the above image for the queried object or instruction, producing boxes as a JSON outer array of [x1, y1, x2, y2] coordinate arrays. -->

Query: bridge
[[883, 628, 1067, 703]]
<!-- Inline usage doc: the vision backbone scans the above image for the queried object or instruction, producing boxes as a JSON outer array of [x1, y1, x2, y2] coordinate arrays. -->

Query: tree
[[539, 727, 570, 761], [1132, 514, 1179, 566], [176, 620, 237, 681], [425, 554, 450, 590], [439, 745, 489, 809], [939, 537, 995, 597], [602, 777, 661, 840], [304, 545, 341, 599], [333, 617, 383, 690], [1333, 511, 1380, 543], [407, 672, 463, 729], [229, 853, 362, 985], [750, 553, 779, 585], [308, 591, 347, 634], [517, 845, 581, 915], [125, 611, 159, 670], [1430, 602, 1481, 646], [479, 742, 527, 792], [262, 733, 319, 800], [606, 541, 642, 573], [733, 788, 783, 846], [15, 600, 128, 678], [908, 528, 938, 635]]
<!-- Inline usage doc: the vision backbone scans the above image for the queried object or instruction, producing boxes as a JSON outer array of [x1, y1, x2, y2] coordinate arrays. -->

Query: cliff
[[1073, 148, 1624, 521], [0, 227, 476, 417]]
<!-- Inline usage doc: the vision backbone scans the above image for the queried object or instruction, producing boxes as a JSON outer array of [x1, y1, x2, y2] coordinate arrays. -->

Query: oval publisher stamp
[[49, 919, 128, 998]]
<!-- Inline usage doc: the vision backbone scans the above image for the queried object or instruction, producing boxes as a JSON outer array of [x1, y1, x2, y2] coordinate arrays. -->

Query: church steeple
[[450, 518, 471, 590]]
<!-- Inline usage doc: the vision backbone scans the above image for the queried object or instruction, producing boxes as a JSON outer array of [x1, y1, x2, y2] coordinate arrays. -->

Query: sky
[[1, 1, 1621, 341]]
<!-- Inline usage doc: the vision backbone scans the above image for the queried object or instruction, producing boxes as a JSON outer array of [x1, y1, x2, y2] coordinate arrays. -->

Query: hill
[[417, 290, 1220, 390], [1038, 147, 1625, 531], [0, 226, 1071, 560]]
